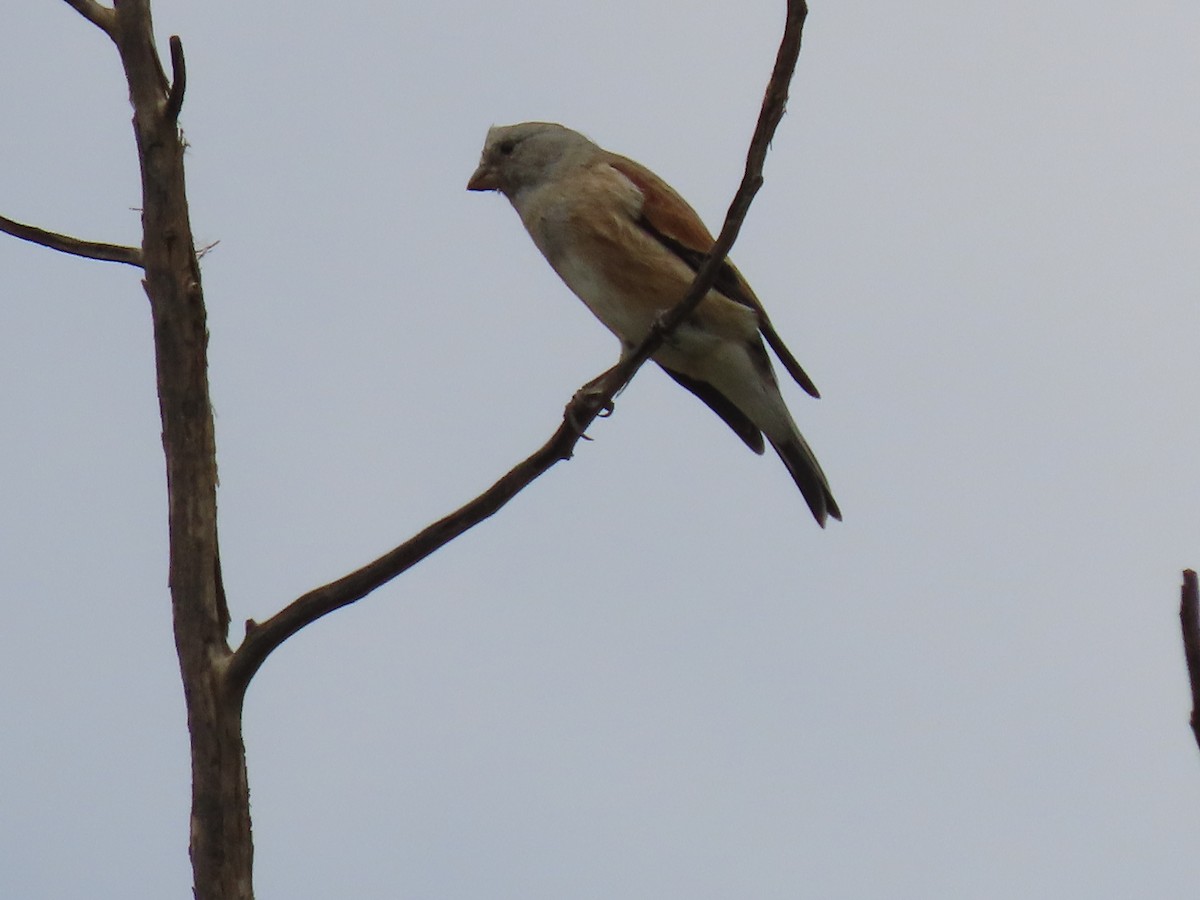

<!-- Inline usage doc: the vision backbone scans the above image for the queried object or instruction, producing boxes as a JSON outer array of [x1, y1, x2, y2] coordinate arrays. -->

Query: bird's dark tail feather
[[768, 435, 842, 527]]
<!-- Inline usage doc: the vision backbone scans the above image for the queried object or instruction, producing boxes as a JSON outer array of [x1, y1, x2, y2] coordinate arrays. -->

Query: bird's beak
[[467, 163, 498, 192]]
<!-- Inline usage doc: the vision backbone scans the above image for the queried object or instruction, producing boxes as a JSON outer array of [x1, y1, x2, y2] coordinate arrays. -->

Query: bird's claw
[[566, 383, 615, 435]]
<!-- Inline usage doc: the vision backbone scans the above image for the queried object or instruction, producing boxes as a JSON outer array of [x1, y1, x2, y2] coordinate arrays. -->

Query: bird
[[467, 122, 840, 526]]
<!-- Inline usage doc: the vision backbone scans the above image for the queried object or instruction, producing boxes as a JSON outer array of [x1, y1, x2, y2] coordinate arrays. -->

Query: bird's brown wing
[[606, 153, 821, 399]]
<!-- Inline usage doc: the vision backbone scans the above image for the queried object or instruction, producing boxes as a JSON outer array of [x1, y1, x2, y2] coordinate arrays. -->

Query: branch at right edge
[[0, 214, 143, 267], [1180, 569, 1200, 754]]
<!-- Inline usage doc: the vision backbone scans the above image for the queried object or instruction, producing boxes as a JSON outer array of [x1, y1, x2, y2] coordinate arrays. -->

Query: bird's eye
[[498, 139, 516, 156]]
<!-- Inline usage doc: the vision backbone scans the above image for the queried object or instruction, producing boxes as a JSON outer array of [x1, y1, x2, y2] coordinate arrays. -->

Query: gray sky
[[3, 1, 1200, 897]]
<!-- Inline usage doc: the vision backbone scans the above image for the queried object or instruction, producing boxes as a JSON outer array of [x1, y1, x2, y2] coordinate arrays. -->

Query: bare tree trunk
[[27, 6, 256, 897], [110, 3, 253, 895]]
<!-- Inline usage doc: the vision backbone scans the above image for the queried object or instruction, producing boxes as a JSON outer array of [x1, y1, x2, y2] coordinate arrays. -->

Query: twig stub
[[165, 35, 187, 123]]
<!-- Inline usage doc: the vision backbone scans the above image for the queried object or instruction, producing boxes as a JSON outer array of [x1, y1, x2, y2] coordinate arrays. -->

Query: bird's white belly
[[550, 249, 660, 346]]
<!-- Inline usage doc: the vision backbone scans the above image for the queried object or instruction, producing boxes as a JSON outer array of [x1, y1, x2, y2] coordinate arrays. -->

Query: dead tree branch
[[110, 3, 246, 897], [225, 0, 811, 702], [0, 213, 142, 267], [1180, 569, 1200, 753], [8, 4, 238, 897]]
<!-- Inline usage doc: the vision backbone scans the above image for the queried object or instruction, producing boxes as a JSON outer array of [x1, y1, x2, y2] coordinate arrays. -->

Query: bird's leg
[[578, 364, 619, 400]]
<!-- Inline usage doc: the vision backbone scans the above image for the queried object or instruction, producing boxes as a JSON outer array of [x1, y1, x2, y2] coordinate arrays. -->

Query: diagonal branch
[[62, 0, 116, 39], [225, 0, 811, 702], [587, 0, 808, 397], [1180, 569, 1200, 754], [226, 417, 591, 697], [0, 213, 142, 267]]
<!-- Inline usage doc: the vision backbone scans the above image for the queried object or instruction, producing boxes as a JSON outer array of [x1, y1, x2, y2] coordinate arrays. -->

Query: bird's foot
[[566, 368, 618, 436]]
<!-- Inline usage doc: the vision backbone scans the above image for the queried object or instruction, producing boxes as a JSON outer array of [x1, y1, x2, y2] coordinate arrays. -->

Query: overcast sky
[[3, 1, 1200, 897]]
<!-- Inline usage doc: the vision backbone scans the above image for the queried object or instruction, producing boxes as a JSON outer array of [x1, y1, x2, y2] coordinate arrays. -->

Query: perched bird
[[468, 122, 840, 526]]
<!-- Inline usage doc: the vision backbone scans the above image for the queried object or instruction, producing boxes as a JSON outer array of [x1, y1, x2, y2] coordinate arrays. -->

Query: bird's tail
[[767, 433, 842, 527]]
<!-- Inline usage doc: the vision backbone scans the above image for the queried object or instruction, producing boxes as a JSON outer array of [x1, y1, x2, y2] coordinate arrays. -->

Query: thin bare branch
[[0, 213, 142, 267], [1180, 569, 1200, 753], [164, 35, 186, 122], [594, 0, 809, 393], [224, 0, 811, 702], [62, 0, 116, 39], [226, 416, 589, 697]]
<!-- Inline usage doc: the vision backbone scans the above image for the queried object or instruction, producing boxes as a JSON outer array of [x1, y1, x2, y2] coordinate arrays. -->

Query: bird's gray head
[[467, 122, 597, 199]]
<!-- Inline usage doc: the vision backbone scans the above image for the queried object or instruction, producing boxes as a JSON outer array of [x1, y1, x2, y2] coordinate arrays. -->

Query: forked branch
[[225, 0, 812, 702]]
